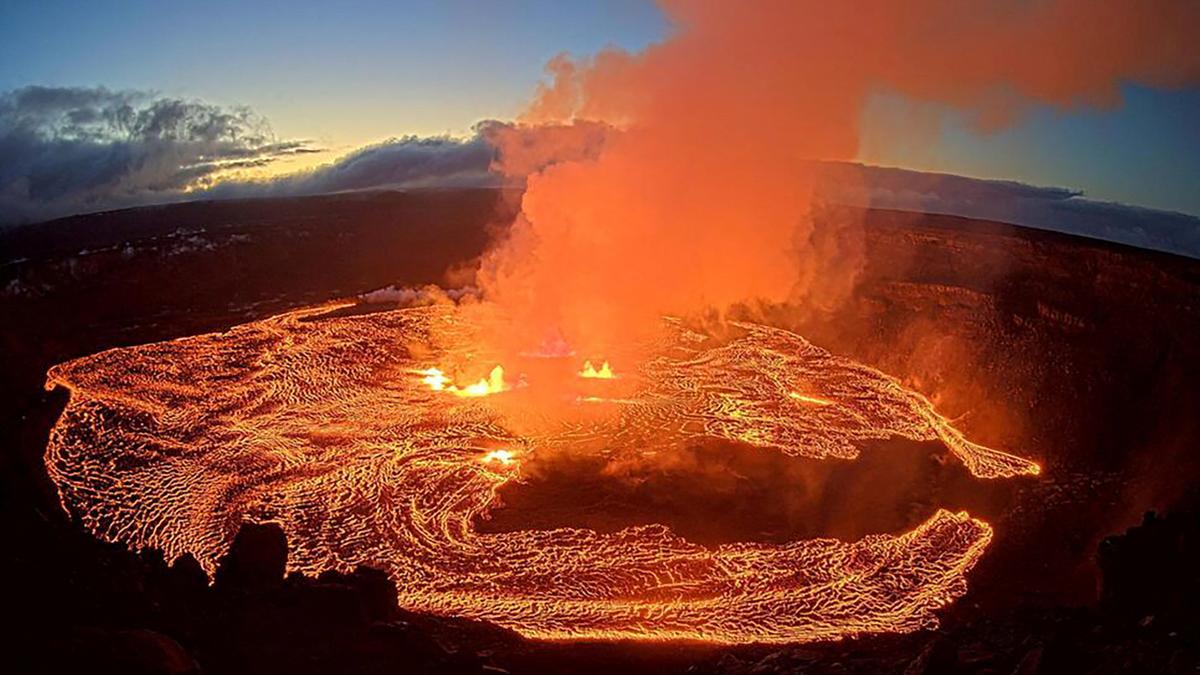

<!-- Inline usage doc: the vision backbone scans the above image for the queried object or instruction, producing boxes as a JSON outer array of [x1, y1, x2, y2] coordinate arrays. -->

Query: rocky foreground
[[6, 491, 1198, 674]]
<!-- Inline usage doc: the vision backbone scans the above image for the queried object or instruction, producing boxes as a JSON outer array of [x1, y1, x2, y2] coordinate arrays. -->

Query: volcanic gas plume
[[46, 302, 1037, 643], [481, 0, 1200, 357]]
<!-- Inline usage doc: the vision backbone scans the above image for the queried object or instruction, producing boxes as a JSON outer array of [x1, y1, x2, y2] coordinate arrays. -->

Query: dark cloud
[[206, 119, 611, 199], [206, 131, 500, 200], [0, 88, 609, 224], [0, 85, 313, 224]]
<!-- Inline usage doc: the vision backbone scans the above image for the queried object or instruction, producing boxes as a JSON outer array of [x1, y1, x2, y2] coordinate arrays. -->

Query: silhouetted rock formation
[[50, 628, 201, 675], [213, 522, 288, 593], [1099, 506, 1200, 629], [316, 566, 400, 624], [197, 522, 517, 674]]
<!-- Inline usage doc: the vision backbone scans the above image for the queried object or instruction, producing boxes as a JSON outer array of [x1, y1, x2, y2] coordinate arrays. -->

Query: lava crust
[[44, 302, 1037, 643]]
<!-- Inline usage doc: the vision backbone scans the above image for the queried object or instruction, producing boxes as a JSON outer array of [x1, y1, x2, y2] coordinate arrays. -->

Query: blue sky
[[0, 0, 668, 142], [859, 85, 1200, 216], [2, 0, 1197, 215]]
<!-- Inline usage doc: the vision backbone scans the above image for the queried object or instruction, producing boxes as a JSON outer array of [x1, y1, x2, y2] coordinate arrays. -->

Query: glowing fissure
[[481, 449, 518, 466], [579, 360, 614, 379], [789, 391, 834, 406], [44, 303, 1037, 643], [420, 364, 507, 397]]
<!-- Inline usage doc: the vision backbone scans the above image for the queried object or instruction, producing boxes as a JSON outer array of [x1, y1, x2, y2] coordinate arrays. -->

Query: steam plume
[[480, 0, 1200, 354]]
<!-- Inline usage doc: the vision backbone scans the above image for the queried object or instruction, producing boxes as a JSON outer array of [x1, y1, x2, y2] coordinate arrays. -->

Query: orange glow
[[480, 0, 1200, 363], [578, 395, 637, 404], [481, 448, 518, 466], [579, 360, 614, 379], [789, 391, 834, 406], [44, 303, 1039, 644], [418, 367, 452, 390], [419, 365, 507, 397]]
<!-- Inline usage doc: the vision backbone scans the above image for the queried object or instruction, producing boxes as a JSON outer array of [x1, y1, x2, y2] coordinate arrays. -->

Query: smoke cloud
[[478, 0, 1200, 356]]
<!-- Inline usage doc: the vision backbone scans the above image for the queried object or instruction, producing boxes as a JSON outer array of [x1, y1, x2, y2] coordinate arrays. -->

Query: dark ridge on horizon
[[3, 184, 1197, 270]]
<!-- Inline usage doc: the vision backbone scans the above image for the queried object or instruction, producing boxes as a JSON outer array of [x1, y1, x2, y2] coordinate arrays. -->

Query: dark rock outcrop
[[1099, 507, 1200, 628], [213, 522, 288, 593]]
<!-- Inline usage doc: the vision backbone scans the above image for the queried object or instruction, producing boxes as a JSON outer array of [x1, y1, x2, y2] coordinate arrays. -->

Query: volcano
[[3, 189, 1200, 673]]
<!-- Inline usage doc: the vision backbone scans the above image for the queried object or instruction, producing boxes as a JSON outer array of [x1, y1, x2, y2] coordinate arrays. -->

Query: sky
[[0, 1, 667, 149], [1, 0, 1198, 216]]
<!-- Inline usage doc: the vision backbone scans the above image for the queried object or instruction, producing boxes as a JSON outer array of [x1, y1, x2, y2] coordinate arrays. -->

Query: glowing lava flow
[[580, 360, 615, 379], [44, 302, 1038, 644], [789, 391, 833, 406], [419, 365, 507, 397], [481, 448, 518, 466]]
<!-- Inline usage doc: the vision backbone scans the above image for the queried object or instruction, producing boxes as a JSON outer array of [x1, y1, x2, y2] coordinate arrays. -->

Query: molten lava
[[420, 364, 508, 397], [481, 448, 518, 466], [44, 302, 1037, 643], [789, 391, 834, 406], [579, 360, 614, 379]]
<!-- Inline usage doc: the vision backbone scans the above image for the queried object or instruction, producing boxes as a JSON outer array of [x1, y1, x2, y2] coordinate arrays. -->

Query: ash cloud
[[0, 86, 316, 225]]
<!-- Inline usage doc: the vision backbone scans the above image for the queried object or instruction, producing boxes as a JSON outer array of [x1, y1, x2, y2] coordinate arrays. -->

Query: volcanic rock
[[46, 627, 200, 675], [212, 522, 288, 593], [1098, 507, 1200, 628]]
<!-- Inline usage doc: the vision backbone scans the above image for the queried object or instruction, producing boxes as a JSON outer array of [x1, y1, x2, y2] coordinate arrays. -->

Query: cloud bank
[[817, 162, 1200, 259], [0, 88, 615, 225], [203, 118, 610, 200], [206, 133, 499, 199], [0, 86, 316, 224]]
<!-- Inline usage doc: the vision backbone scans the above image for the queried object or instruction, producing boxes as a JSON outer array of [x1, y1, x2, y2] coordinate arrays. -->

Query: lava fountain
[[44, 300, 1038, 643]]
